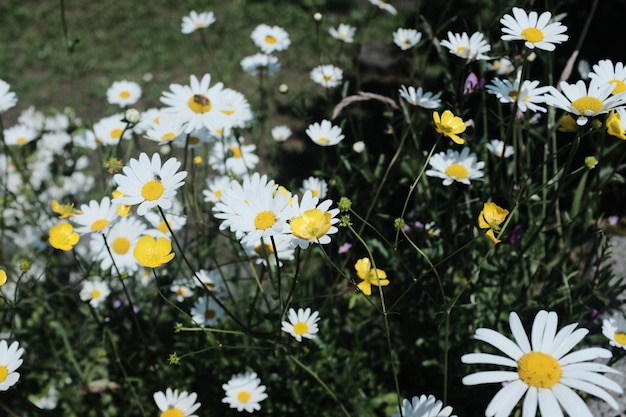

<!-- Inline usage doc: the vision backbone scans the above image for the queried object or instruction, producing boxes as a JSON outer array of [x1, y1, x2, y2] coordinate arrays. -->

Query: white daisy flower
[[486, 139, 514, 158], [0, 340, 24, 391], [392, 394, 456, 417], [0, 80, 17, 113], [73, 196, 118, 235], [144, 210, 187, 237], [242, 233, 295, 266], [3, 124, 38, 146], [462, 310, 623, 417], [44, 113, 69, 132], [18, 106, 45, 131], [203, 175, 236, 204], [79, 277, 111, 308], [440, 31, 491, 61], [180, 10, 215, 35], [602, 312, 626, 350], [425, 147, 485, 186], [286, 190, 340, 249], [500, 7, 569, 51], [271, 125, 292, 142], [306, 119, 345, 146], [153, 388, 201, 417], [281, 307, 320, 342], [393, 28, 422, 50], [208, 136, 259, 177], [544, 78, 626, 125], [222, 372, 268, 413], [367, 0, 397, 15], [113, 152, 188, 216], [106, 80, 142, 107], [192, 269, 225, 294], [588, 59, 626, 95], [171, 127, 213, 149], [217, 88, 254, 129], [133, 107, 163, 134], [487, 57, 516, 75], [398, 85, 441, 109], [485, 76, 550, 113], [191, 295, 224, 327], [300, 176, 328, 199], [143, 114, 185, 145], [240, 53, 281, 76], [90, 215, 146, 274], [328, 23, 356, 43], [93, 113, 132, 145], [251, 24, 291, 54], [170, 281, 193, 302], [310, 64, 343, 88]]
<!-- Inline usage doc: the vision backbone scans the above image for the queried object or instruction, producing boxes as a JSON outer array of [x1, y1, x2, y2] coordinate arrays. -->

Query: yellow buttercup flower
[[49, 223, 80, 251], [606, 110, 626, 140], [354, 257, 389, 296], [478, 202, 509, 244], [133, 235, 175, 268], [0, 269, 6, 286], [433, 110, 466, 145], [290, 209, 332, 241], [51, 200, 82, 219]]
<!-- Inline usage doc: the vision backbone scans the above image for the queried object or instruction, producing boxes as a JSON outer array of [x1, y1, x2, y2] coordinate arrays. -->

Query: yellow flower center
[[0, 365, 8, 383], [311, 189, 320, 197], [254, 243, 274, 257], [187, 94, 212, 113], [571, 96, 604, 115], [237, 390, 252, 403], [158, 220, 169, 234], [214, 189, 223, 199], [16, 136, 27, 144], [0, 269, 7, 286], [161, 132, 176, 142], [456, 46, 466, 54], [112, 237, 131, 254], [517, 351, 562, 388], [264, 35, 277, 44], [290, 209, 332, 240], [444, 163, 469, 179], [161, 408, 184, 417], [189, 135, 200, 145], [110, 128, 123, 139], [614, 332, 626, 345], [91, 219, 109, 232], [521, 27, 544, 43], [141, 180, 165, 201], [91, 289, 102, 299], [254, 211, 276, 230], [317, 137, 328, 144], [119, 91, 131, 99], [221, 109, 235, 116], [230, 146, 242, 158], [323, 75, 333, 82], [609, 79, 626, 94], [293, 321, 309, 335], [508, 89, 519, 100]]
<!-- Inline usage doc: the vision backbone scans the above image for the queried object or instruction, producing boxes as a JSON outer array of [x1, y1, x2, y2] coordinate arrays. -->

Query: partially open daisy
[[0, 340, 24, 391], [251, 24, 290, 54], [310, 64, 343, 88], [222, 372, 268, 413], [180, 10, 215, 35], [306, 119, 344, 146], [440, 31, 491, 61], [433, 110, 467, 144], [425, 147, 485, 186], [328, 23, 356, 43], [602, 312, 626, 350], [0, 80, 17, 113], [240, 53, 280, 76], [72, 196, 118, 235], [486, 76, 549, 113], [271, 125, 292, 142], [106, 80, 142, 107], [153, 387, 201, 417], [391, 394, 457, 417], [282, 307, 320, 342], [79, 277, 111, 308], [300, 176, 328, 199], [113, 152, 188, 216], [500, 7, 569, 51], [588, 59, 626, 95], [462, 310, 623, 417], [393, 28, 422, 50], [399, 85, 441, 109], [486, 139, 514, 158]]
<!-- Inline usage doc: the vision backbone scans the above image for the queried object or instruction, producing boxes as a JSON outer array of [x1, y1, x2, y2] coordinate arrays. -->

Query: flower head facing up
[[440, 31, 491, 61], [222, 372, 268, 413], [0, 340, 24, 391], [281, 307, 321, 342], [392, 394, 457, 417], [328, 23, 356, 43], [305, 119, 345, 146], [425, 147, 485, 186], [602, 312, 626, 350], [251, 24, 290, 53], [588, 59, 626, 95], [72, 196, 119, 235], [106, 80, 142, 107], [462, 310, 623, 417], [181, 10, 215, 34], [433, 110, 467, 144], [393, 28, 422, 50], [79, 278, 111, 308], [478, 202, 509, 244], [153, 387, 201, 417], [500, 7, 569, 51], [134, 235, 175, 268], [354, 257, 389, 296], [310, 64, 343, 88], [49, 223, 80, 251]]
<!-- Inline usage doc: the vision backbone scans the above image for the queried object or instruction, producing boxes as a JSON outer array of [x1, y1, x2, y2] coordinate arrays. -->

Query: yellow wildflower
[[433, 110, 466, 145], [478, 202, 509, 244], [354, 257, 389, 296]]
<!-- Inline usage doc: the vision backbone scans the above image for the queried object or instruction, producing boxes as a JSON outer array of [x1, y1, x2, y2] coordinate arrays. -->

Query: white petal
[[475, 328, 524, 360], [463, 371, 520, 385], [560, 377, 620, 409], [486, 380, 527, 417], [509, 312, 531, 353], [558, 347, 611, 365], [462, 353, 517, 367], [537, 389, 563, 417], [551, 384, 593, 417], [521, 386, 537, 417], [531, 310, 549, 351]]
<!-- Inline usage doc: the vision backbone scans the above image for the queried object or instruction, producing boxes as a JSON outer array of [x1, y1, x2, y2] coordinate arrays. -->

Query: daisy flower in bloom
[[281, 307, 320, 342], [181, 10, 215, 34], [72, 196, 118, 235], [300, 176, 328, 199], [113, 152, 188, 216], [203, 175, 235, 204], [393, 28, 422, 50], [106, 80, 141, 107], [440, 31, 491, 61], [191, 295, 225, 327], [433, 110, 467, 145], [426, 147, 485, 186], [79, 277, 111, 308], [170, 280, 193, 302], [218, 89, 254, 129], [354, 257, 389, 296], [543, 78, 626, 126], [193, 269, 225, 294], [242, 233, 295, 266], [133, 235, 175, 268], [222, 372, 268, 413], [306, 119, 345, 146], [486, 139, 514, 158], [478, 202, 509, 244], [240, 53, 280, 76], [271, 125, 292, 142], [606, 108, 626, 140], [486, 57, 515, 75], [0, 80, 17, 113], [500, 7, 569, 51], [145, 210, 187, 237], [367, 0, 397, 15], [399, 85, 441, 109], [93, 113, 132, 145], [251, 24, 290, 54], [391, 394, 457, 417], [588, 59, 626, 95], [486, 76, 550, 113], [143, 115, 185, 145], [0, 340, 24, 391], [462, 310, 623, 417], [602, 312, 626, 349], [90, 215, 146, 273], [49, 223, 80, 251], [153, 388, 201, 417], [287, 190, 340, 249], [208, 136, 259, 177], [3, 124, 38, 146], [328, 23, 356, 43], [310, 64, 343, 88]]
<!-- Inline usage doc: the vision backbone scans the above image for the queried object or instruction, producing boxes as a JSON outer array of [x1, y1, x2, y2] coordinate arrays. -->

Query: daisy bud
[[585, 156, 598, 169], [352, 140, 365, 153], [278, 83, 289, 94], [313, 12, 323, 22], [124, 108, 141, 124]]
